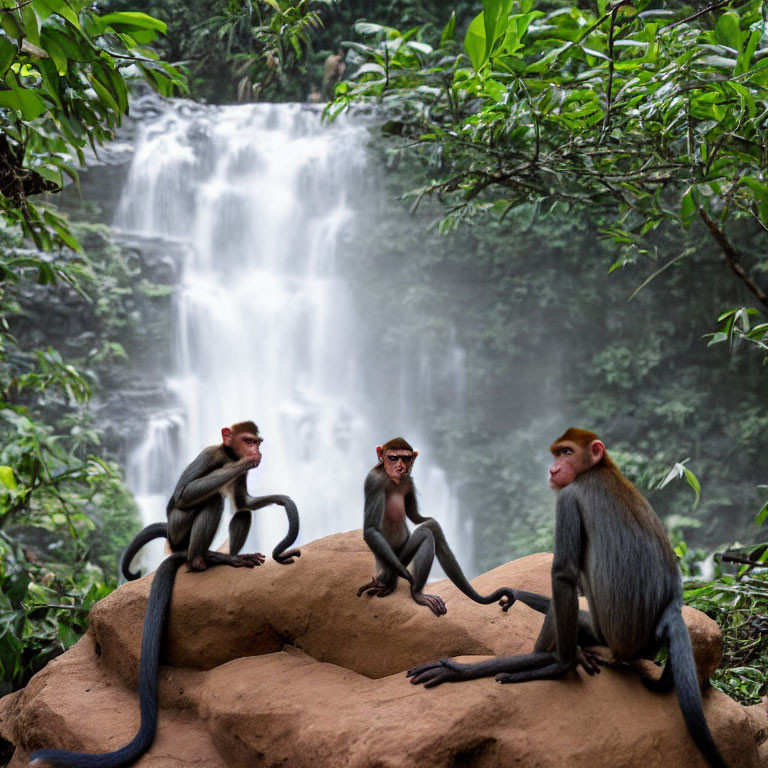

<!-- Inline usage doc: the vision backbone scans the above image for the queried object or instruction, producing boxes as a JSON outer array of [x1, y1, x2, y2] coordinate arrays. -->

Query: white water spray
[[117, 101, 470, 572]]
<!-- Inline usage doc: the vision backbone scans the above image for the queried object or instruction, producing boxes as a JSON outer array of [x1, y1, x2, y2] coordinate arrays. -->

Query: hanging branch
[[699, 207, 768, 310], [0, 1, 33, 12], [599, 2, 622, 143], [658, 0, 731, 36]]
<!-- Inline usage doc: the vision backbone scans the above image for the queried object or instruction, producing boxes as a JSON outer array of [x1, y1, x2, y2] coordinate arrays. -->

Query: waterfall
[[116, 100, 471, 574]]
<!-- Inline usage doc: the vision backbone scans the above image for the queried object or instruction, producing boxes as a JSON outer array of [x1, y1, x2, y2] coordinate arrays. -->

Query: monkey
[[30, 421, 300, 768], [357, 437, 533, 617], [121, 420, 300, 579], [407, 428, 729, 768]]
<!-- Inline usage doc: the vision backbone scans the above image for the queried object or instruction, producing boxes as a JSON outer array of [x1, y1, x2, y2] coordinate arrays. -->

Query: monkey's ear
[[590, 440, 606, 464], [222, 427, 233, 445], [412, 451, 419, 463], [376, 445, 384, 461]]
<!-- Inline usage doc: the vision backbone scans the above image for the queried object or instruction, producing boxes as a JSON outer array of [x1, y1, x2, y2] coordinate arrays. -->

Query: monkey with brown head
[[357, 437, 531, 616], [31, 421, 300, 768], [408, 428, 728, 768]]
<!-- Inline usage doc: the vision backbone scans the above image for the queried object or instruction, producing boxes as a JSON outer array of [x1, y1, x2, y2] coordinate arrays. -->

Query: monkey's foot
[[407, 658, 463, 687], [356, 578, 394, 598], [189, 555, 208, 571], [413, 591, 447, 617], [576, 646, 603, 675]]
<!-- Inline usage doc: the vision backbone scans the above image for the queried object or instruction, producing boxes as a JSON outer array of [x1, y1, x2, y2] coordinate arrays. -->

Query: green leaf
[[0, 84, 47, 120], [0, 466, 17, 490], [465, 11, 487, 70], [96, 11, 166, 35], [658, 460, 701, 510], [21, 2, 40, 47], [740, 176, 768, 224], [0, 36, 15, 79], [483, 0, 512, 61], [39, 30, 67, 76], [440, 11, 456, 47], [37, 0, 81, 30], [680, 186, 696, 224], [737, 29, 760, 75], [713, 11, 742, 51]]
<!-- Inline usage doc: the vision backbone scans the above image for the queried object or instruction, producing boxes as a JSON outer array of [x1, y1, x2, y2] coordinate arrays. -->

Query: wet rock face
[[0, 531, 764, 768]]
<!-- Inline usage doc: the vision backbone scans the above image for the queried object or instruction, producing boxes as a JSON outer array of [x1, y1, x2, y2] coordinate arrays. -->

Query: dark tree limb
[[698, 206, 768, 310], [658, 1, 731, 36], [0, 0, 33, 12]]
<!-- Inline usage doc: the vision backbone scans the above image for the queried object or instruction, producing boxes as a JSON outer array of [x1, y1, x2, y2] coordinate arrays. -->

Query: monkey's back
[[572, 468, 680, 659]]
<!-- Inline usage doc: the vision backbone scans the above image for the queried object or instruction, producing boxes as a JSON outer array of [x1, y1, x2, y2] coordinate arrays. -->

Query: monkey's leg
[[187, 501, 223, 571], [399, 527, 446, 617], [534, 605, 603, 675], [228, 510, 265, 566]]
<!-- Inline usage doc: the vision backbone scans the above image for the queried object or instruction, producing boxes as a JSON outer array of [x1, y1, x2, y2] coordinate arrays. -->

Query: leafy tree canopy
[[333, 0, 768, 345], [0, 0, 184, 251]]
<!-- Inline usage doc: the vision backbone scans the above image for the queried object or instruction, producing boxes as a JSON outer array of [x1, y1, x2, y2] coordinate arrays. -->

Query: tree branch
[[0, 1, 33, 12], [698, 206, 768, 309], [658, 0, 730, 36]]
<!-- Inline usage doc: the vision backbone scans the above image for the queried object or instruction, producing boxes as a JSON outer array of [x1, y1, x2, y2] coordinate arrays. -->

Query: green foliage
[[0, 528, 114, 692], [334, 0, 768, 332], [684, 553, 768, 705], [0, 203, 146, 691], [708, 307, 768, 362], [187, 0, 326, 102], [0, 0, 184, 251]]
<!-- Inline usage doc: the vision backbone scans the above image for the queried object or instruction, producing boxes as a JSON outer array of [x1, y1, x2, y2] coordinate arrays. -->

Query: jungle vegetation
[[0, 0, 766, 707]]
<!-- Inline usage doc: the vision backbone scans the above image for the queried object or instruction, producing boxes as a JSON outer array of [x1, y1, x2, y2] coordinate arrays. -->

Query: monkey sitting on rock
[[30, 420, 300, 768], [408, 428, 730, 768], [357, 436, 540, 616]]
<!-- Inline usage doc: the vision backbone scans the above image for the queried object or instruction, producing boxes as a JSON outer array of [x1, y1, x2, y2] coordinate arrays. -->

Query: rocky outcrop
[[0, 531, 764, 767]]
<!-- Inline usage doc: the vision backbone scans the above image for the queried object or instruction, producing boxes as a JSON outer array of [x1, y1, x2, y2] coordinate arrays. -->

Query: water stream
[[116, 101, 471, 574]]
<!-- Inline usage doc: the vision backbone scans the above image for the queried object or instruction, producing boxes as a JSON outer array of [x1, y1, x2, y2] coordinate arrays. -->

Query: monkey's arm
[[494, 489, 582, 683], [171, 447, 253, 510], [362, 473, 413, 584], [408, 491, 583, 688]]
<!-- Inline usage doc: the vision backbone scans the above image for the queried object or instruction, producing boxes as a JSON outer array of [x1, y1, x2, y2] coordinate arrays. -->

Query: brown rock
[[0, 530, 762, 767]]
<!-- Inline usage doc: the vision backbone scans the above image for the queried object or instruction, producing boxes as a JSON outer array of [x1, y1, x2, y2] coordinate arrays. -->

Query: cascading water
[[117, 100, 471, 574]]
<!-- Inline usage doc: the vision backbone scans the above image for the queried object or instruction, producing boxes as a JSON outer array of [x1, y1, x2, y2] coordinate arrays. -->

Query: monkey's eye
[[386, 455, 413, 465]]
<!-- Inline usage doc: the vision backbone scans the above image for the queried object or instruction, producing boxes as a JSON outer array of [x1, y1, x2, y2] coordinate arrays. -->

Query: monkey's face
[[548, 439, 604, 489], [230, 430, 263, 466], [377, 448, 418, 484]]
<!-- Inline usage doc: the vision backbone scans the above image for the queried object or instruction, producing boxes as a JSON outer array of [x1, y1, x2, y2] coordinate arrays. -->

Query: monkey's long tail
[[659, 601, 729, 768], [271, 495, 301, 562], [430, 523, 531, 607], [120, 523, 169, 581], [30, 554, 186, 768]]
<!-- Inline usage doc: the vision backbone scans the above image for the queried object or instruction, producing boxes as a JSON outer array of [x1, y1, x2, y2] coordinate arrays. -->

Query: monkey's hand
[[407, 658, 464, 688], [237, 456, 260, 471], [240, 552, 266, 566], [412, 590, 447, 617], [274, 548, 301, 565]]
